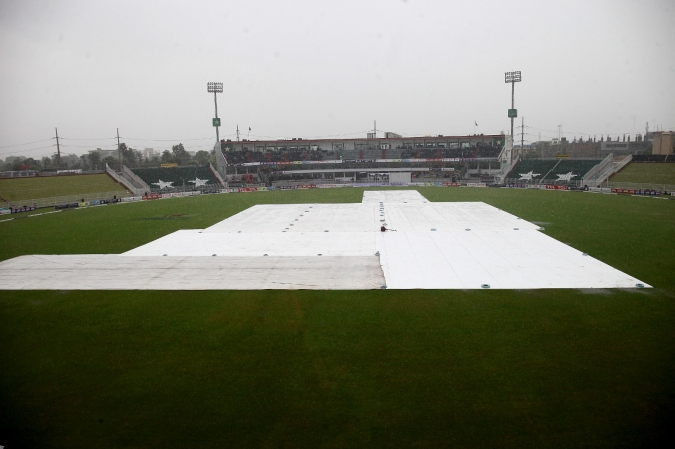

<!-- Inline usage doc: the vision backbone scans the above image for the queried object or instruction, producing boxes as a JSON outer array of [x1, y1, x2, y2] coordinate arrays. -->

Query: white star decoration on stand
[[152, 180, 174, 189], [518, 170, 540, 181], [188, 178, 209, 187], [556, 172, 577, 181]]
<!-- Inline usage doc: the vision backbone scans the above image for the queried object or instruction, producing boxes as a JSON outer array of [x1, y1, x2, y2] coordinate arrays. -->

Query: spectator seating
[[224, 145, 500, 164], [131, 165, 221, 190], [224, 149, 329, 165], [400, 148, 477, 159], [475, 144, 502, 158], [541, 159, 602, 180], [505, 160, 559, 180]]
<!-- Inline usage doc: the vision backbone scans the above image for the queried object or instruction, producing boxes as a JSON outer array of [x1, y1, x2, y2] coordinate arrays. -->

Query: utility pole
[[55, 127, 61, 169], [520, 117, 525, 156], [117, 128, 122, 172], [374, 120, 377, 138], [505, 71, 521, 142], [236, 124, 240, 141]]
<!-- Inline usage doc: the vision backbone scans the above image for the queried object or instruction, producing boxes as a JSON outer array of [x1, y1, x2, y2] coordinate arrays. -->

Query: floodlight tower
[[504, 71, 521, 141], [207, 82, 224, 143]]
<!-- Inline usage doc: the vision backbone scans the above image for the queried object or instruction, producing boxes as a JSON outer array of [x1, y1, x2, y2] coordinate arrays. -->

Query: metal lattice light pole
[[207, 82, 223, 143], [505, 71, 521, 142]]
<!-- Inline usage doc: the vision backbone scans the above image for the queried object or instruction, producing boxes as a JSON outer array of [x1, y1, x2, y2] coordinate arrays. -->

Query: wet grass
[[0, 174, 127, 203], [1, 187, 674, 448], [610, 162, 675, 185]]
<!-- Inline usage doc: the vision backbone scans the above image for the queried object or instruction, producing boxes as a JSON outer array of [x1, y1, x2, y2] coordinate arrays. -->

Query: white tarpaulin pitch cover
[[0, 190, 650, 290]]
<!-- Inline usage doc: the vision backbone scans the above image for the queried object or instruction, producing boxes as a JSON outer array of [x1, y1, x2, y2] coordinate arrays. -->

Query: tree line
[[0, 144, 216, 172]]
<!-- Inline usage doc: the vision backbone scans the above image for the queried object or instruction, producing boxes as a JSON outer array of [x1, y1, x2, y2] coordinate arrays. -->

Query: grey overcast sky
[[1, 0, 674, 158]]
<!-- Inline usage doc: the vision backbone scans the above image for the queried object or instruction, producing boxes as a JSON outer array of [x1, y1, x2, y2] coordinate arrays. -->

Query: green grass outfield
[[1, 187, 674, 448], [0, 174, 127, 203], [610, 162, 675, 185]]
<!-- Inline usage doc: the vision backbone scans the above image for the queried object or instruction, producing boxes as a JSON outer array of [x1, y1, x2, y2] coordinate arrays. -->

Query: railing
[[122, 165, 151, 192], [106, 164, 143, 195], [0, 170, 39, 178], [0, 191, 130, 210], [209, 163, 227, 187], [594, 154, 622, 185], [271, 179, 348, 187], [582, 153, 614, 186], [215, 143, 228, 176], [609, 154, 633, 175], [602, 181, 675, 192], [538, 159, 563, 185]]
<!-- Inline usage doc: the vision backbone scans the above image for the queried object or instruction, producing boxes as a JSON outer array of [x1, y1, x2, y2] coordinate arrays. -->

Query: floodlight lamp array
[[207, 82, 223, 93], [504, 71, 522, 83]]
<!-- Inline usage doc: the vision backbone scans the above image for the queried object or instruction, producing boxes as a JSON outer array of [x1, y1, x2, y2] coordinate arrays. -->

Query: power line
[[121, 137, 215, 142], [0, 144, 56, 156], [0, 138, 54, 149], [59, 137, 118, 141]]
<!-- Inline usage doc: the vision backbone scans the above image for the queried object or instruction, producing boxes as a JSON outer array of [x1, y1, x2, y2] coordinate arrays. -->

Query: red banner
[[142, 194, 161, 200], [544, 185, 568, 190]]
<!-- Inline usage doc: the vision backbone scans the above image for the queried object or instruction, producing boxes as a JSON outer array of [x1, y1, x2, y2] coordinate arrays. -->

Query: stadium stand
[[225, 144, 501, 164], [505, 160, 559, 180], [541, 159, 602, 181], [505, 159, 602, 183], [224, 149, 330, 165], [130, 165, 222, 190], [400, 148, 477, 159], [475, 144, 502, 158]]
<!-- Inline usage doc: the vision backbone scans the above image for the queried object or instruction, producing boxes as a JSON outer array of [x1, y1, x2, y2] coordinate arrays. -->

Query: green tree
[[14, 157, 42, 171], [172, 143, 191, 166], [41, 155, 55, 169], [79, 154, 89, 170], [117, 143, 142, 168], [161, 150, 174, 164], [102, 156, 118, 170], [195, 150, 210, 165], [142, 154, 161, 168], [87, 150, 102, 170]]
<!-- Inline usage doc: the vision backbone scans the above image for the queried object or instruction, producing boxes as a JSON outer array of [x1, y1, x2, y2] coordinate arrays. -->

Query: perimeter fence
[[0, 191, 130, 210], [602, 181, 675, 192]]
